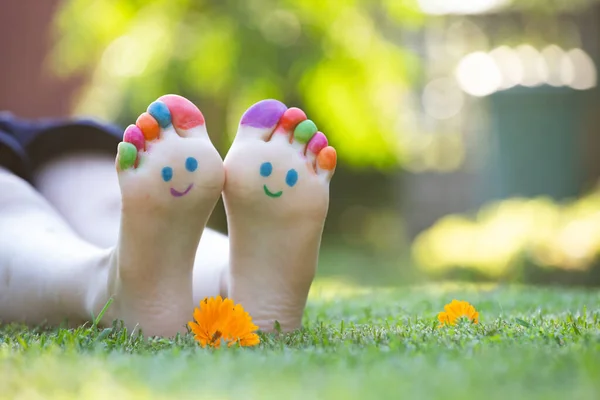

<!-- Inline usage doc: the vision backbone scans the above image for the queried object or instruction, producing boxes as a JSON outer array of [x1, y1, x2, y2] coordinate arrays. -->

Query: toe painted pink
[[158, 94, 205, 130], [307, 131, 328, 154], [123, 125, 145, 151]]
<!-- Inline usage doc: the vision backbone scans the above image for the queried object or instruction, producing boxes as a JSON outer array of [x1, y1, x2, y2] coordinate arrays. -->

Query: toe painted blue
[[186, 157, 198, 172], [148, 101, 172, 128], [286, 169, 298, 187], [162, 166, 173, 182], [260, 162, 273, 177]]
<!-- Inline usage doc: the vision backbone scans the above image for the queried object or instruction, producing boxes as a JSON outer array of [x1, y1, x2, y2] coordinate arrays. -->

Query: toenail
[[307, 132, 328, 154], [317, 146, 337, 171], [285, 169, 298, 187], [118, 142, 137, 170], [159, 94, 205, 129], [240, 99, 287, 129], [294, 120, 318, 143], [147, 101, 172, 128], [162, 166, 173, 182], [123, 125, 145, 151], [278, 108, 307, 132], [260, 162, 273, 177], [136, 113, 160, 141], [186, 157, 198, 172]]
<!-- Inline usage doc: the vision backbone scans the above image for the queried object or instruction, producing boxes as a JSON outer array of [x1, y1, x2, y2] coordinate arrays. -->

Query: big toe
[[237, 99, 288, 141], [158, 94, 206, 136]]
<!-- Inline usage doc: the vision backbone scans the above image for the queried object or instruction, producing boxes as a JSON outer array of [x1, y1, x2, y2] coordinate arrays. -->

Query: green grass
[[1, 282, 600, 400]]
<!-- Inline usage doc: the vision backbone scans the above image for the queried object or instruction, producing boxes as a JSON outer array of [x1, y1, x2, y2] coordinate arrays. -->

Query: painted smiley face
[[259, 161, 298, 198], [161, 156, 198, 197]]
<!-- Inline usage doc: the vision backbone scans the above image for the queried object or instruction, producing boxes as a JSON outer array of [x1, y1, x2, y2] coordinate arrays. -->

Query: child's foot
[[223, 99, 336, 332], [100, 95, 224, 336]]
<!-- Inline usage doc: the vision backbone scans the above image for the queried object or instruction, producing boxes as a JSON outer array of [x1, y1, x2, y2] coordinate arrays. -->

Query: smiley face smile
[[263, 185, 283, 198], [171, 184, 194, 197]]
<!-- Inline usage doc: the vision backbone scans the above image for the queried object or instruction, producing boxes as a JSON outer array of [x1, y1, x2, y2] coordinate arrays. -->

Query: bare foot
[[223, 100, 336, 332], [102, 95, 224, 336]]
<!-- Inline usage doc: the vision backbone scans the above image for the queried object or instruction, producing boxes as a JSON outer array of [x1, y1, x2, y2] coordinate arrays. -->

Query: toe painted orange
[[136, 113, 160, 141], [317, 146, 337, 171]]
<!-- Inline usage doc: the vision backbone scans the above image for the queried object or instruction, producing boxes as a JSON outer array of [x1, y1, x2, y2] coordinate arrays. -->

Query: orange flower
[[437, 299, 479, 327], [188, 296, 260, 348]]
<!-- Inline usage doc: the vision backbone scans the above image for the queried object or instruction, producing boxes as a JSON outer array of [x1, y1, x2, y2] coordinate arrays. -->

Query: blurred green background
[[2, 0, 600, 286]]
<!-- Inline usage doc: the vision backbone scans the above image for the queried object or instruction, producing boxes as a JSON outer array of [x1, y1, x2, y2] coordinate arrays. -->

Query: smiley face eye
[[186, 157, 198, 172], [286, 169, 298, 187], [161, 166, 173, 182], [260, 162, 273, 177]]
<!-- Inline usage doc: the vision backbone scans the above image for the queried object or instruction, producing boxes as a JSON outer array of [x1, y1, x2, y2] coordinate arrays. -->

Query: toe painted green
[[118, 142, 137, 170], [294, 120, 318, 143]]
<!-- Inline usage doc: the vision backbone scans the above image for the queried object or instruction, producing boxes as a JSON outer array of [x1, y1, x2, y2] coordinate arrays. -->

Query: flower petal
[[190, 296, 260, 349]]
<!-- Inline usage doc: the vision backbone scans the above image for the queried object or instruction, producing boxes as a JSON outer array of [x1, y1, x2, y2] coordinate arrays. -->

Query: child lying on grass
[[0, 95, 336, 336]]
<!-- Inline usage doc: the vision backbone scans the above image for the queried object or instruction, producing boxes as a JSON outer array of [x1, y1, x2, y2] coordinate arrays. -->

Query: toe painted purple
[[240, 99, 287, 129]]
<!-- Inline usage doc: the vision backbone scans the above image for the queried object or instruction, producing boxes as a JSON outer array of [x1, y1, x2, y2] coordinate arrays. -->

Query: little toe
[[316, 146, 337, 181], [238, 99, 288, 141], [117, 142, 138, 171]]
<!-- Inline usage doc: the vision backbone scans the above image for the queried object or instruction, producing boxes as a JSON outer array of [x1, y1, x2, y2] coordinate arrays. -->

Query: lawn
[[1, 282, 599, 400]]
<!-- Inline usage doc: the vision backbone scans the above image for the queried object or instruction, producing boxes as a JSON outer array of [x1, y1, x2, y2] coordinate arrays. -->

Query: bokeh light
[[489, 46, 523, 90], [562, 48, 598, 90], [455, 52, 502, 97], [454, 45, 597, 97], [515, 44, 547, 87], [418, 0, 510, 15], [422, 77, 464, 120]]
